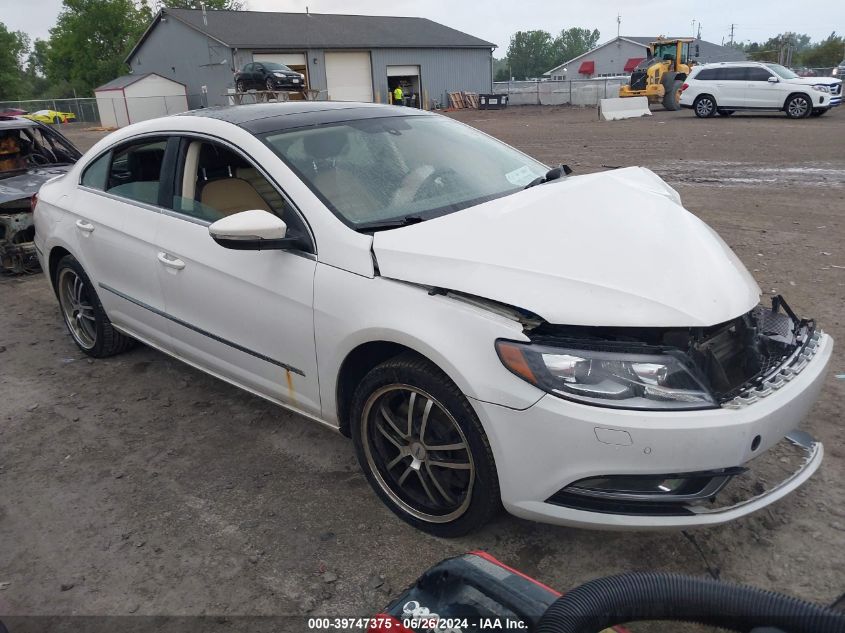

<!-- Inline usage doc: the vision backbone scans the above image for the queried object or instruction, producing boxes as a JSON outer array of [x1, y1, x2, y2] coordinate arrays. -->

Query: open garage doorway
[[387, 65, 421, 108], [253, 53, 308, 99]]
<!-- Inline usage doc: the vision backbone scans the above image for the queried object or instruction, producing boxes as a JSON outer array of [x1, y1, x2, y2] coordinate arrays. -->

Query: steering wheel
[[28, 153, 52, 166]]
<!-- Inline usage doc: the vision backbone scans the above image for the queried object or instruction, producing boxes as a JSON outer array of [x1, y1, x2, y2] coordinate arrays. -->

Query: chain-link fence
[[0, 97, 100, 124], [493, 78, 628, 107]]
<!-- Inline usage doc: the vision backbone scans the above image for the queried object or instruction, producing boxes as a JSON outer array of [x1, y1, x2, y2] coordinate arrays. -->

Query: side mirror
[[209, 210, 298, 251], [767, 76, 779, 83]]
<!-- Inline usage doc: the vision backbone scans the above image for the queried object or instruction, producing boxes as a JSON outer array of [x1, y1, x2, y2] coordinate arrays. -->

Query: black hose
[[536, 572, 845, 633]]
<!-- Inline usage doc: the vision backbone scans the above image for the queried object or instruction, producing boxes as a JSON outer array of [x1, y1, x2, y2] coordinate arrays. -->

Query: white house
[[94, 73, 189, 128]]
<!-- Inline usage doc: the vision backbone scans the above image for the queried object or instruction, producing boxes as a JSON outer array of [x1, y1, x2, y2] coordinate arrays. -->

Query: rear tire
[[785, 94, 812, 118], [693, 94, 717, 118], [661, 73, 682, 111], [350, 352, 500, 537], [717, 109, 735, 116], [54, 255, 136, 358]]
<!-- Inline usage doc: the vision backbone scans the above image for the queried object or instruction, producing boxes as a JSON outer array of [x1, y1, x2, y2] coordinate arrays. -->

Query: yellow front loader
[[619, 38, 697, 110]]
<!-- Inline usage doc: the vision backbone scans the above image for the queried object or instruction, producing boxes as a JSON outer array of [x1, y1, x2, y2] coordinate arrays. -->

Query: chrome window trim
[[74, 129, 317, 254]]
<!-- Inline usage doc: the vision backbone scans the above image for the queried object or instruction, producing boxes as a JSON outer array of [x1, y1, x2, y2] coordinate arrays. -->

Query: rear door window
[[696, 68, 717, 80], [105, 138, 168, 206], [721, 67, 747, 81]]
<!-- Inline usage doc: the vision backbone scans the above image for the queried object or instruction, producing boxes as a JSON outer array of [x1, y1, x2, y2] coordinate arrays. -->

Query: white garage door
[[253, 53, 307, 68], [325, 52, 373, 102]]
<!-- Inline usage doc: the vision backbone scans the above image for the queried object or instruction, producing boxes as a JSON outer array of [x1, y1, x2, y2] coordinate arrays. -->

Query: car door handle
[[75, 219, 95, 233], [157, 252, 186, 270]]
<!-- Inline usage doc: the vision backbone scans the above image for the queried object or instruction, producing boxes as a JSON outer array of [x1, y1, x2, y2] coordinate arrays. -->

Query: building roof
[[544, 36, 746, 75], [95, 72, 184, 91], [127, 8, 495, 62]]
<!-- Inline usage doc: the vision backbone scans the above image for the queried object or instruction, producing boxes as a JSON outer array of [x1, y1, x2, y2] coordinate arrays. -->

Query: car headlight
[[273, 72, 285, 77], [812, 84, 830, 93], [495, 340, 717, 410]]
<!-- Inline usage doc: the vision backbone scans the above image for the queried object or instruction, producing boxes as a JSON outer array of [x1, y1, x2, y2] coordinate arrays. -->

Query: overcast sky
[[3, 0, 843, 53]]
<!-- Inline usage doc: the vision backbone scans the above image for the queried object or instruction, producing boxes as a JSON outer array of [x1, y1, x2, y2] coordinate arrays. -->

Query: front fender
[[314, 264, 544, 426]]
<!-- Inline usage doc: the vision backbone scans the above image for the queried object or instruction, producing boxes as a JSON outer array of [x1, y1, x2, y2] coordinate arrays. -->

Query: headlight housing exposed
[[496, 340, 717, 410], [812, 84, 830, 93]]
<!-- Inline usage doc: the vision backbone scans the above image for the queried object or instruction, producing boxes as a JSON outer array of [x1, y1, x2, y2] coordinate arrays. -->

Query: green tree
[[23, 39, 52, 99], [161, 0, 244, 9], [505, 30, 555, 80], [45, 0, 150, 96], [0, 21, 30, 100], [551, 28, 600, 68], [800, 32, 845, 68]]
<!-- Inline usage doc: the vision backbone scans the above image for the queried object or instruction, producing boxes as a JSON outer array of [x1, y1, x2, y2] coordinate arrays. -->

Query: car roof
[[180, 101, 433, 134], [694, 61, 771, 68], [0, 116, 39, 130]]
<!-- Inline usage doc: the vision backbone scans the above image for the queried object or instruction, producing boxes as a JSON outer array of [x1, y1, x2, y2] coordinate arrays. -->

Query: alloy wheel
[[57, 268, 97, 349], [788, 96, 809, 118], [361, 385, 475, 523], [266, 78, 275, 91], [696, 97, 714, 117], [236, 80, 245, 93]]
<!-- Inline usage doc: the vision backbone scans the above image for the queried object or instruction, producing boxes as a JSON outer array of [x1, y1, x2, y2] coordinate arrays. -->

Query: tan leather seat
[[199, 178, 271, 216]]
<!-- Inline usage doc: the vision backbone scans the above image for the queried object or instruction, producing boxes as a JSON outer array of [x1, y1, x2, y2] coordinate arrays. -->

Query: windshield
[[260, 115, 548, 228], [262, 62, 292, 72], [765, 64, 799, 79], [653, 43, 677, 63]]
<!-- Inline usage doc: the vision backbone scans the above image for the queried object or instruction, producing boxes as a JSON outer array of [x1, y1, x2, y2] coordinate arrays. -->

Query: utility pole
[[697, 23, 702, 40], [729, 23, 736, 47], [617, 14, 621, 39]]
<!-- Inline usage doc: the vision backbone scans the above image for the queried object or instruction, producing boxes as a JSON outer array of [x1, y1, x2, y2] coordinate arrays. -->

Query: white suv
[[680, 61, 842, 118]]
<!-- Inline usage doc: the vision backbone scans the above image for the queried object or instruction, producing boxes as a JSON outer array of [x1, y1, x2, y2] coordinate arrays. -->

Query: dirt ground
[[1, 107, 844, 628]]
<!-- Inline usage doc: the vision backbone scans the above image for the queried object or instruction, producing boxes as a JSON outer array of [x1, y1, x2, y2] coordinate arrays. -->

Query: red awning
[[578, 60, 595, 75], [624, 57, 646, 72]]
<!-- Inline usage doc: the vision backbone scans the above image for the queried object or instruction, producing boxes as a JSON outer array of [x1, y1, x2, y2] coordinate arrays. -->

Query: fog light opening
[[751, 435, 762, 452]]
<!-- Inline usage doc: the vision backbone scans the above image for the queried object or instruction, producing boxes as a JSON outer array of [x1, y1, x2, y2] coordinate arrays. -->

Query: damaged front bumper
[[472, 321, 832, 529], [0, 211, 38, 274]]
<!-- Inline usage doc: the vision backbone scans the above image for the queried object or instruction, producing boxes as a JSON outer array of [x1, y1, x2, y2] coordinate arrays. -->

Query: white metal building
[[94, 73, 189, 128]]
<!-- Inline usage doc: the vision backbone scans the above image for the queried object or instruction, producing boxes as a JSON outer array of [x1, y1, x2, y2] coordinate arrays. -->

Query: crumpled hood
[[373, 167, 761, 327], [0, 165, 71, 205]]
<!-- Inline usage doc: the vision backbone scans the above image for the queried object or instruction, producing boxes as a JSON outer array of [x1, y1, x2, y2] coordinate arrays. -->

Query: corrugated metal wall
[[370, 48, 493, 107], [128, 18, 235, 109]]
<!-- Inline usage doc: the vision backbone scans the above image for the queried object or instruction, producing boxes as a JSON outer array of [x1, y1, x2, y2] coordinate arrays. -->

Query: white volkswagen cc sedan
[[33, 102, 832, 536]]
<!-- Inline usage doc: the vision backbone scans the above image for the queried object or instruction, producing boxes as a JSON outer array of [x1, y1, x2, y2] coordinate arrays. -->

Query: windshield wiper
[[524, 164, 573, 189], [355, 216, 425, 233]]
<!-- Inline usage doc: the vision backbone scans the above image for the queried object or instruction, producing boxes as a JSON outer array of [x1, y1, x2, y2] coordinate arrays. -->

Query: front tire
[[661, 73, 682, 111], [350, 353, 500, 537], [693, 94, 717, 118], [54, 255, 135, 358], [785, 94, 812, 118], [265, 77, 275, 91], [236, 79, 246, 93]]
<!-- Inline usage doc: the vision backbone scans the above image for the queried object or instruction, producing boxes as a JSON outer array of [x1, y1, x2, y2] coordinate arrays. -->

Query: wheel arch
[[783, 91, 812, 110], [335, 340, 454, 437], [47, 245, 72, 291]]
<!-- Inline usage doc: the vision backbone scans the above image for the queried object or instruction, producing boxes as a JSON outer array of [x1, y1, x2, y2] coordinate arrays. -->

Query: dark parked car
[[234, 61, 305, 92], [0, 116, 81, 273]]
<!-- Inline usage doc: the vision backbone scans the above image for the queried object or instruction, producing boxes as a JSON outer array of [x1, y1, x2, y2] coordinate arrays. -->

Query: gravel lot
[[1, 106, 843, 627]]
